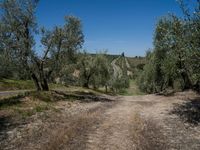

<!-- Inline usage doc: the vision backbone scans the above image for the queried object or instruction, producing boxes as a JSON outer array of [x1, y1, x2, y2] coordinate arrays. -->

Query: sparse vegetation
[[0, 0, 200, 150], [130, 114, 168, 150], [0, 79, 65, 91], [0, 79, 34, 91], [119, 80, 144, 96]]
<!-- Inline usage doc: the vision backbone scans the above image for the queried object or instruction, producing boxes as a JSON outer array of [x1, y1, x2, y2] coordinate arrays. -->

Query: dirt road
[[1, 91, 200, 150], [85, 93, 200, 150]]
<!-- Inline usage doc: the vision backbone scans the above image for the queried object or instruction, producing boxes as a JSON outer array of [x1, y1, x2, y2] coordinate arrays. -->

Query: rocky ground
[[1, 91, 200, 150]]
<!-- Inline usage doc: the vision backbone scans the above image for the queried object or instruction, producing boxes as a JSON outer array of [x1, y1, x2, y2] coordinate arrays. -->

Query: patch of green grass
[[0, 79, 67, 91], [30, 91, 54, 102], [1, 96, 53, 118], [13, 104, 51, 119], [0, 91, 55, 118], [119, 80, 145, 96], [0, 79, 34, 91], [49, 83, 66, 89], [34, 104, 50, 112]]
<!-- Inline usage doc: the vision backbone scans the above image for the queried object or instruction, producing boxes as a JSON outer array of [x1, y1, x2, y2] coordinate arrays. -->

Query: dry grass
[[37, 103, 110, 150], [0, 89, 109, 118], [43, 112, 97, 150], [130, 113, 168, 150], [0, 89, 112, 150], [0, 96, 53, 120], [1, 91, 200, 149]]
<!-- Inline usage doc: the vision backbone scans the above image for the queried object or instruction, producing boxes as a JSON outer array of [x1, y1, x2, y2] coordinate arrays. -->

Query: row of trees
[[0, 0, 129, 92], [137, 0, 200, 93], [65, 51, 130, 92]]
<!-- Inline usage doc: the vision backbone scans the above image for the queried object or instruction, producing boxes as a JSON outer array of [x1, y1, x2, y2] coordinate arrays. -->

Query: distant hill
[[110, 54, 146, 78], [90, 53, 146, 64], [82, 53, 146, 79], [89, 53, 119, 63]]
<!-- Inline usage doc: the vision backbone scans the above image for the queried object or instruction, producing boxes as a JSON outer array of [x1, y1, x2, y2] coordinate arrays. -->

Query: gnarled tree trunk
[[31, 73, 41, 91]]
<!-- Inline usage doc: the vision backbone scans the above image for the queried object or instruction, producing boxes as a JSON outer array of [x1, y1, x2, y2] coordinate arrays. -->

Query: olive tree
[[0, 0, 38, 79], [32, 16, 84, 91], [0, 0, 84, 91], [137, 0, 200, 93], [78, 52, 111, 89]]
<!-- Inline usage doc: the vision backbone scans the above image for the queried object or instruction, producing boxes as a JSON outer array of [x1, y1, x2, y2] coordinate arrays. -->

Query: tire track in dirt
[[84, 95, 168, 150], [2, 92, 200, 150], [85, 98, 141, 150]]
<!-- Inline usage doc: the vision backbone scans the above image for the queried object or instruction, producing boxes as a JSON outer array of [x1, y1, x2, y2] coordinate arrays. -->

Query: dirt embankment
[[1, 91, 200, 150]]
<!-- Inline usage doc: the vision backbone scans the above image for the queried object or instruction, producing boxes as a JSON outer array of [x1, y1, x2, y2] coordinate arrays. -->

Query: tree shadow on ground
[[171, 97, 200, 125], [0, 112, 22, 141], [0, 114, 11, 136], [0, 96, 24, 141], [54, 90, 113, 102], [0, 95, 22, 107]]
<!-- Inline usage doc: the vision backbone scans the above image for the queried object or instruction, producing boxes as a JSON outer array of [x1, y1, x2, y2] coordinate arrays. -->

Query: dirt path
[[1, 91, 200, 150], [84, 95, 166, 150], [86, 99, 136, 150], [84, 92, 200, 150]]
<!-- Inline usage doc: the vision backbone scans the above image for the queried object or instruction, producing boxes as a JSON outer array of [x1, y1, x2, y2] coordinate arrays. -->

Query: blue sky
[[36, 0, 183, 56]]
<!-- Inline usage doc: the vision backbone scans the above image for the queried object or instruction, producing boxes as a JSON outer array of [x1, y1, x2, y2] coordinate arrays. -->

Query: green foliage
[[34, 16, 84, 90], [0, 79, 64, 91], [137, 0, 200, 93], [136, 52, 157, 93], [78, 52, 96, 88], [0, 0, 38, 80], [109, 75, 130, 93], [119, 80, 144, 96], [106, 54, 130, 93], [78, 51, 111, 89], [0, 54, 16, 78], [77, 51, 131, 93], [126, 57, 146, 79], [91, 54, 111, 88], [0, 0, 84, 91]]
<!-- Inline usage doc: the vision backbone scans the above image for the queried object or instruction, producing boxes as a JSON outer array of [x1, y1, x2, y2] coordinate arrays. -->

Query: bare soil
[[1, 91, 200, 150]]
